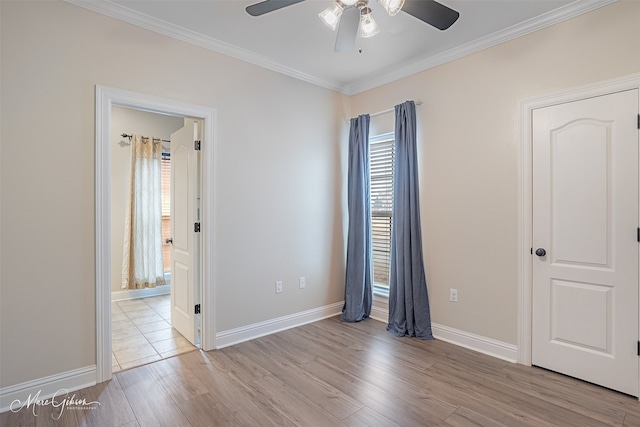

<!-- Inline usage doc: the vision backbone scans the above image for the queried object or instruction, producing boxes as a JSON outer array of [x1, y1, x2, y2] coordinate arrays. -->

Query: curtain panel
[[122, 135, 166, 290], [387, 101, 434, 339], [342, 114, 373, 322]]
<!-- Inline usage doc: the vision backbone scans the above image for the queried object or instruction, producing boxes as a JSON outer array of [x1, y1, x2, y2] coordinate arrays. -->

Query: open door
[[169, 119, 200, 345]]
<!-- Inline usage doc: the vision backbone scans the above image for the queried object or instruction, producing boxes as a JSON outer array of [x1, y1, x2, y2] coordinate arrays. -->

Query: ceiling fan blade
[[334, 7, 360, 53], [246, 0, 306, 17], [402, 0, 459, 30]]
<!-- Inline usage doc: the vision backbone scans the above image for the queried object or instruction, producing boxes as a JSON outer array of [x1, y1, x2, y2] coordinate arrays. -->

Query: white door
[[169, 120, 200, 345], [532, 89, 639, 396]]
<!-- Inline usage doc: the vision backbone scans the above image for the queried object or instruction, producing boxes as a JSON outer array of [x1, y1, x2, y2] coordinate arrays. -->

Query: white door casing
[[531, 89, 639, 396], [170, 121, 200, 345], [95, 85, 216, 383]]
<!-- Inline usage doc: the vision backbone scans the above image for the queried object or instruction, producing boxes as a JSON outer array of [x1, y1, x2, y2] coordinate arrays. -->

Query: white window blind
[[161, 153, 171, 272], [370, 134, 394, 288]]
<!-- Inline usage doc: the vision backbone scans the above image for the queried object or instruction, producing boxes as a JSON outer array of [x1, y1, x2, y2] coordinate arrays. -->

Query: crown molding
[[65, 0, 615, 96], [346, 0, 616, 94], [64, 0, 349, 94]]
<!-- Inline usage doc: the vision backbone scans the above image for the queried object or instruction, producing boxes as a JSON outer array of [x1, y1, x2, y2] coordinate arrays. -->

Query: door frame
[[95, 85, 217, 383], [517, 73, 640, 367]]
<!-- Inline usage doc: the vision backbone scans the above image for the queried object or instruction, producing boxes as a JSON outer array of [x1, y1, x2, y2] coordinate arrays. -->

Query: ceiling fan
[[245, 0, 460, 52]]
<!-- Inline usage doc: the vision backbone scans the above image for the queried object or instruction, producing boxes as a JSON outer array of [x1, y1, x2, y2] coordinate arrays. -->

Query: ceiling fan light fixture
[[319, 1, 345, 31], [378, 0, 405, 16], [359, 7, 379, 38]]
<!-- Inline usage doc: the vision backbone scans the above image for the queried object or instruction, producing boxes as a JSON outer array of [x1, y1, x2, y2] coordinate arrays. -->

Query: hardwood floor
[[3, 316, 640, 426]]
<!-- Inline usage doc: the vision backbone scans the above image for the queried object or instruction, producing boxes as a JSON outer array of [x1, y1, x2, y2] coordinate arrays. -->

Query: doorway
[[95, 85, 216, 383], [518, 73, 640, 398], [109, 107, 201, 372]]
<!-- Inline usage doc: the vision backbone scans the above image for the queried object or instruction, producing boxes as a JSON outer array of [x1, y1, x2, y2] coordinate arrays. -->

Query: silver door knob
[[535, 248, 546, 257]]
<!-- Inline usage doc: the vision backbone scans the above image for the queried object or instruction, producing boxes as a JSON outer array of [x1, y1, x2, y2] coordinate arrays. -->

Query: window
[[370, 133, 394, 291], [161, 152, 171, 273]]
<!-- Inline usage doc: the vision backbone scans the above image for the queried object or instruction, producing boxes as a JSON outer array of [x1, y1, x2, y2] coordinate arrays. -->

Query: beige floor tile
[[112, 319, 136, 332], [125, 308, 157, 319], [112, 312, 129, 323], [144, 328, 183, 343], [114, 343, 159, 364], [118, 299, 149, 309], [113, 327, 144, 340], [113, 364, 122, 373], [131, 313, 164, 326], [144, 295, 170, 305], [158, 311, 171, 323], [136, 320, 171, 334], [151, 336, 193, 354], [119, 354, 162, 371], [113, 334, 150, 352], [112, 304, 124, 314]]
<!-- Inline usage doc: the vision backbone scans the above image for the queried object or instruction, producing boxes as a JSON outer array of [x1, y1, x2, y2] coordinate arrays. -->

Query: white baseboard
[[370, 305, 388, 323], [0, 366, 96, 413], [111, 284, 170, 302], [369, 307, 518, 363], [215, 302, 344, 349], [431, 323, 518, 363]]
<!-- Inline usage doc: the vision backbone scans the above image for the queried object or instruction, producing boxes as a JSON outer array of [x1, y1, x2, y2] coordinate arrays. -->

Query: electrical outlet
[[450, 288, 458, 302], [276, 281, 283, 293], [299, 276, 306, 289]]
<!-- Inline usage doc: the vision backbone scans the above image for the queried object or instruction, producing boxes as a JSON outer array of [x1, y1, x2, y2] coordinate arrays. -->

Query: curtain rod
[[120, 133, 170, 143], [348, 99, 423, 123]]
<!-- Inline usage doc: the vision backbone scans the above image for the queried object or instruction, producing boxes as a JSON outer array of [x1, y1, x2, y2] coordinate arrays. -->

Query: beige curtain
[[122, 135, 166, 289]]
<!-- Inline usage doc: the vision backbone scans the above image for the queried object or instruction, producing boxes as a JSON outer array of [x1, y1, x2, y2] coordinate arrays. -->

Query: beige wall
[[110, 106, 184, 293], [0, 1, 348, 388], [353, 0, 640, 344]]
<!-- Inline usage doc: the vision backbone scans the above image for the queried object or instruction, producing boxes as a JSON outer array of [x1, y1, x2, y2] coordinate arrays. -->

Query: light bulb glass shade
[[378, 0, 405, 16], [359, 7, 380, 38], [318, 2, 344, 31], [341, 0, 359, 6]]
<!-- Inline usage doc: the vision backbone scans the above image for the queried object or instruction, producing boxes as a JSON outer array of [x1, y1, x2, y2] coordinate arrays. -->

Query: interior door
[[532, 89, 639, 396], [170, 120, 200, 345]]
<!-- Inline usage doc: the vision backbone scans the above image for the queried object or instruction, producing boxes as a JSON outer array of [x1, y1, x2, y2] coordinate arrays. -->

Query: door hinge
[[637, 341, 639, 356], [637, 227, 639, 242], [194, 140, 201, 151], [194, 222, 201, 233], [530, 248, 533, 255], [637, 114, 639, 130], [195, 304, 201, 315]]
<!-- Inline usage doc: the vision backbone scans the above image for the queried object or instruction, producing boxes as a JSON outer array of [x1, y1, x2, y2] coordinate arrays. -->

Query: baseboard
[[0, 366, 96, 413], [369, 307, 517, 363], [370, 305, 388, 323], [111, 284, 170, 302], [215, 302, 344, 349], [431, 323, 518, 363]]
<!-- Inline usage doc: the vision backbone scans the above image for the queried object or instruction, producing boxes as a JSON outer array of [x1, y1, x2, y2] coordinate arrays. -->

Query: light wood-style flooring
[[3, 316, 639, 426]]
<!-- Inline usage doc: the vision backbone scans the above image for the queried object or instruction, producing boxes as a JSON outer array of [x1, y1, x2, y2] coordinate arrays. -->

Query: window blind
[[370, 136, 394, 288], [161, 154, 171, 272]]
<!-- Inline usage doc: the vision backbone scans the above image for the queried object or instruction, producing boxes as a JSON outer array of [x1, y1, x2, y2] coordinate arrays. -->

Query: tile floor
[[111, 294, 196, 372]]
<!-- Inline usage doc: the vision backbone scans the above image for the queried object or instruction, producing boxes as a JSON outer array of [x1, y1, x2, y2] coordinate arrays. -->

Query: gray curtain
[[387, 101, 434, 339], [341, 114, 373, 322]]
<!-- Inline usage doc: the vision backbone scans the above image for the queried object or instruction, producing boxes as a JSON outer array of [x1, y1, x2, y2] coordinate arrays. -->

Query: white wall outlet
[[299, 276, 306, 289], [276, 280, 283, 293], [450, 288, 458, 302]]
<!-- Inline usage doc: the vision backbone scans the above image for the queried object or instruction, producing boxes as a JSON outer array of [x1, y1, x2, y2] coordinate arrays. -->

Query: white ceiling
[[68, 0, 614, 94]]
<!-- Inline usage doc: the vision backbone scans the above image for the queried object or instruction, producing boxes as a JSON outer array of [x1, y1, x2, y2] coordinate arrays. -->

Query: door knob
[[535, 248, 546, 257], [165, 238, 173, 245]]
